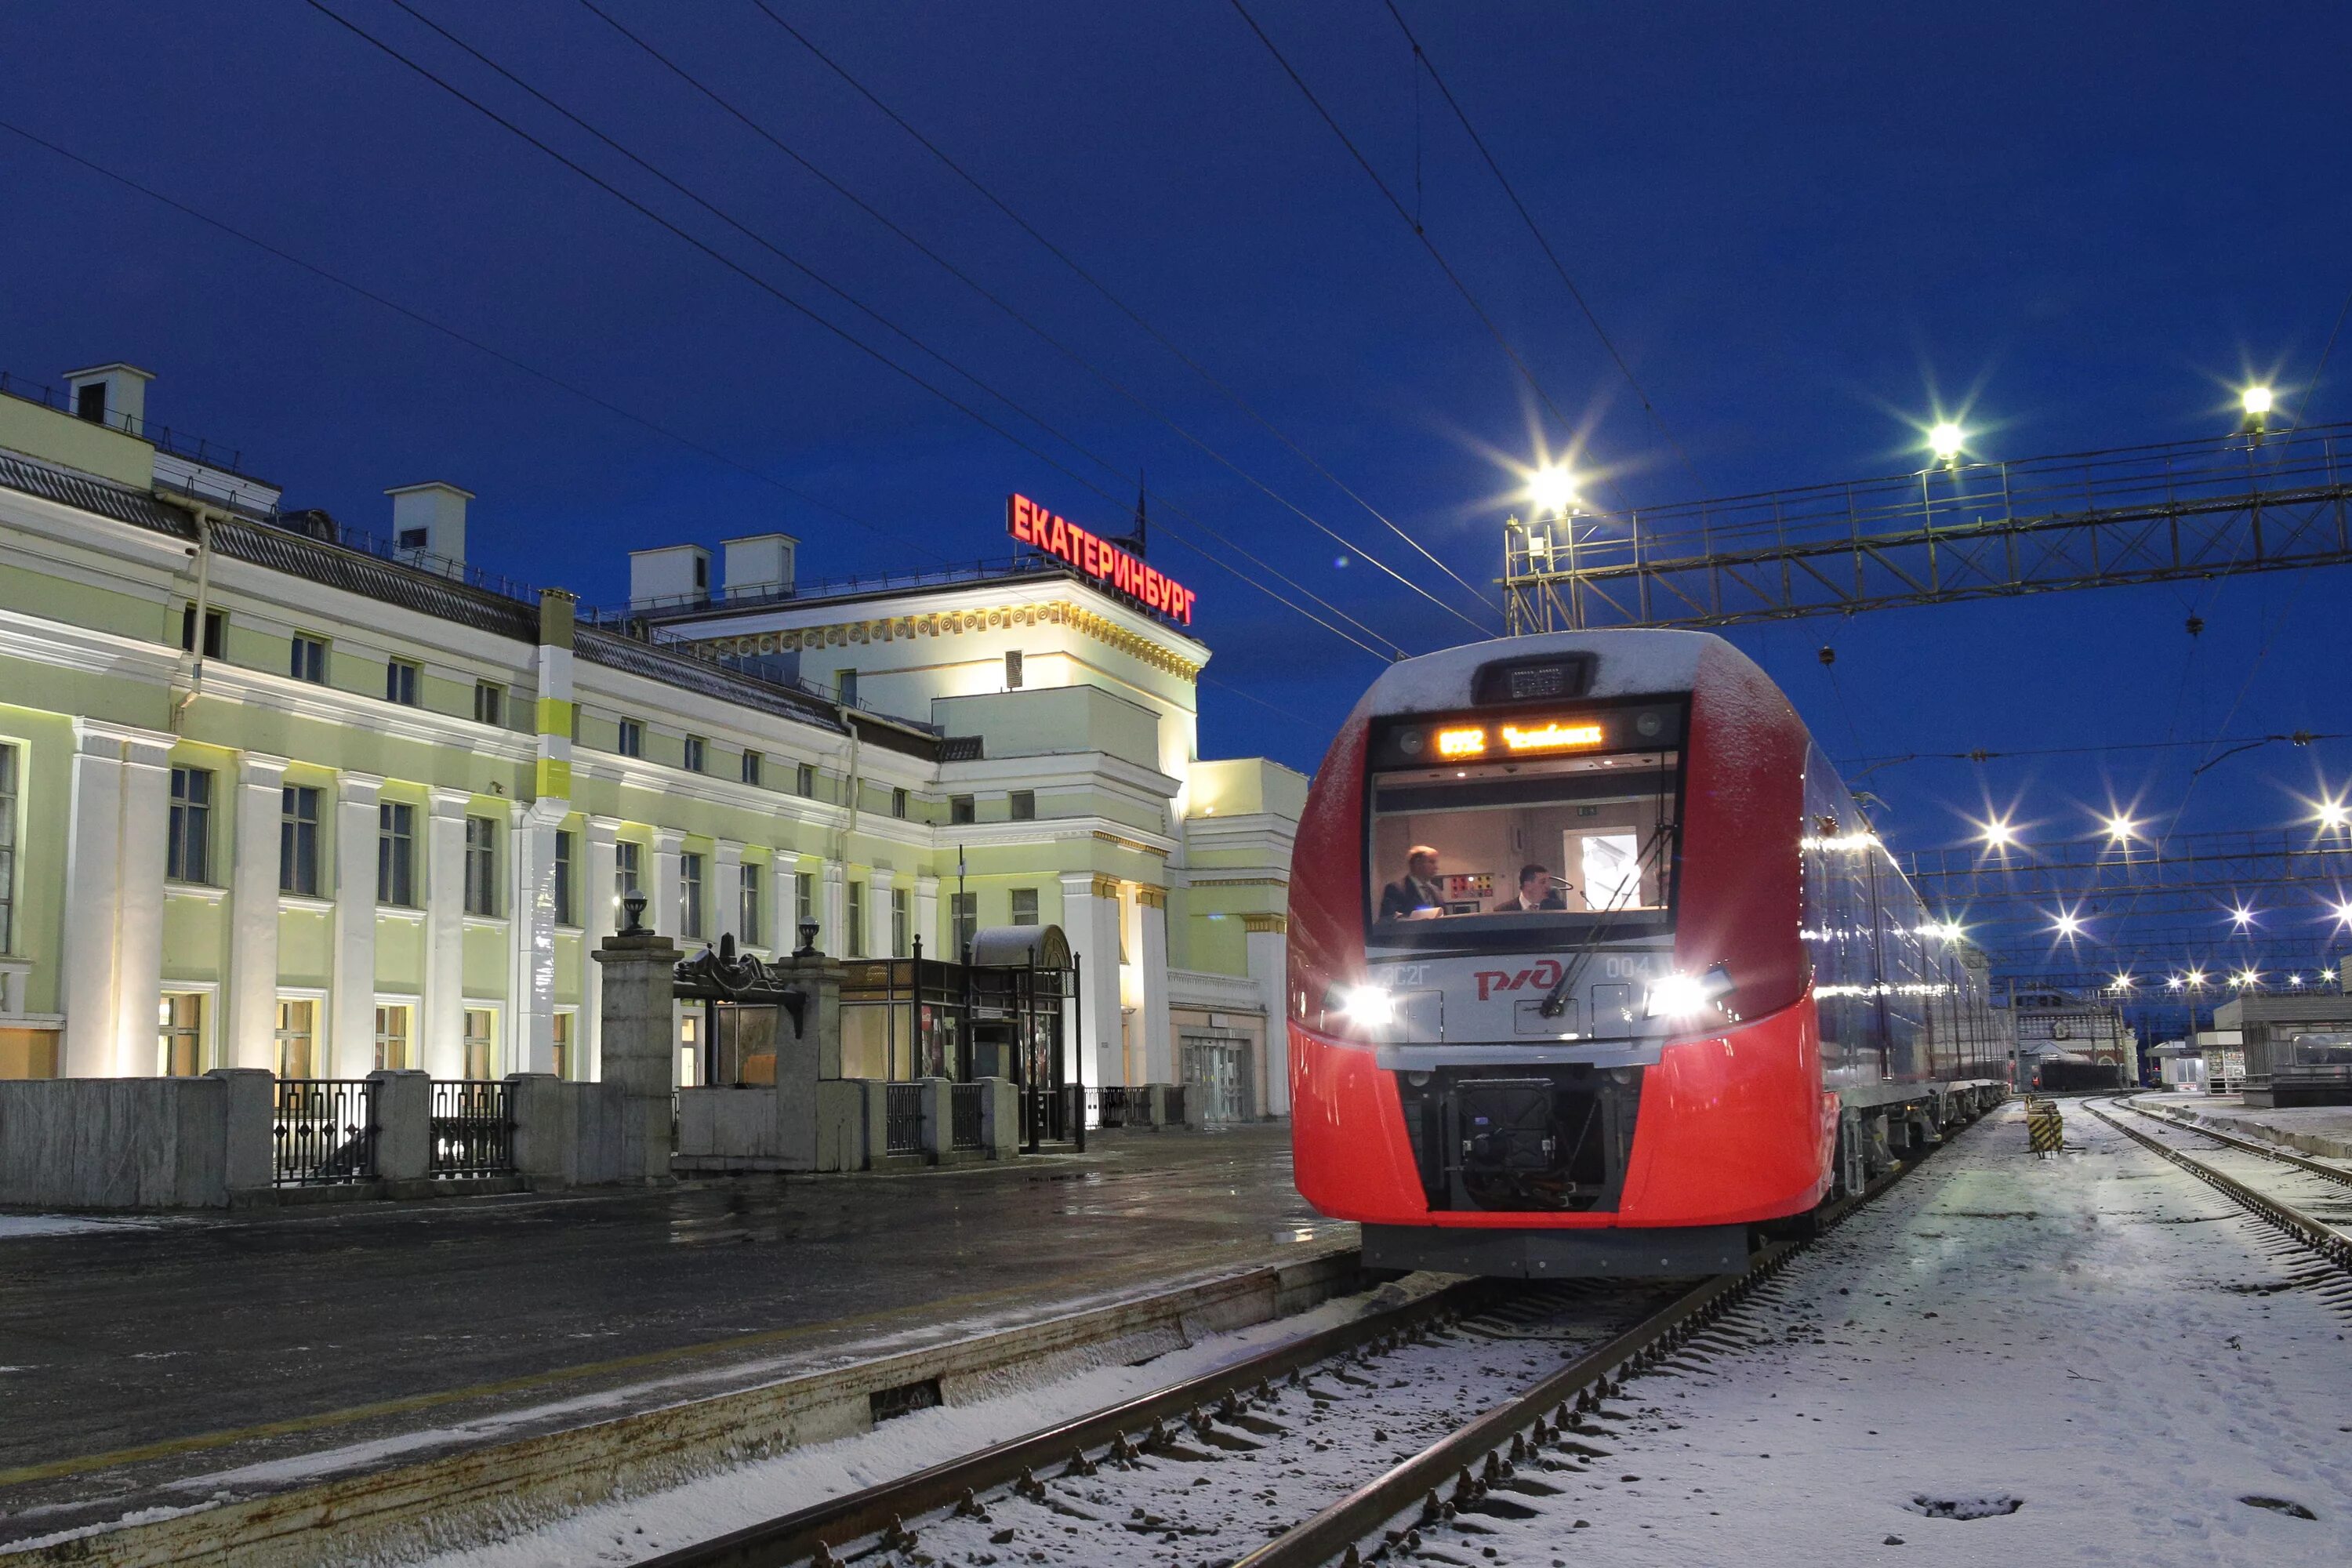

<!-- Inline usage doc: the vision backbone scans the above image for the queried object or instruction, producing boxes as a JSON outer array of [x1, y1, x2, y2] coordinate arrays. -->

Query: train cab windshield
[[1365, 713, 1681, 950]]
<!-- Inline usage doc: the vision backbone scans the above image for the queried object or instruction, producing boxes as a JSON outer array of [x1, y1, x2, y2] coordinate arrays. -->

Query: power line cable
[[303, 0, 1402, 662], [1225, 0, 1633, 514], [0, 115, 929, 557], [561, 0, 1490, 638], [742, 0, 1499, 614], [1381, 0, 1704, 499]]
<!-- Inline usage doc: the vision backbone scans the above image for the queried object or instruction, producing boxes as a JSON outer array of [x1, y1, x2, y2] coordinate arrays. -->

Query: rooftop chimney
[[62, 363, 155, 437], [385, 481, 473, 568], [629, 543, 710, 608], [722, 532, 797, 600]]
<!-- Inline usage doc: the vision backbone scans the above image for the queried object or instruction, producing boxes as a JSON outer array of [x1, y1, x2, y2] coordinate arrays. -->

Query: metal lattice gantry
[[1503, 423, 2352, 631], [1905, 827, 2352, 912]]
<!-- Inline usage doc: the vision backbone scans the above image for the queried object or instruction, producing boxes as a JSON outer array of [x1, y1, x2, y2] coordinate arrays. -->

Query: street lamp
[[1980, 817, 2017, 849], [2241, 385, 2274, 436], [1526, 465, 1577, 517], [2053, 909, 2084, 938], [2230, 905, 2256, 930], [2103, 813, 2138, 843], [1928, 422, 1965, 466]]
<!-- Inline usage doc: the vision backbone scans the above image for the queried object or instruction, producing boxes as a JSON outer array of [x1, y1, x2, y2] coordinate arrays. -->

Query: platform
[[0, 1125, 1341, 1555], [2134, 1091, 2352, 1162]]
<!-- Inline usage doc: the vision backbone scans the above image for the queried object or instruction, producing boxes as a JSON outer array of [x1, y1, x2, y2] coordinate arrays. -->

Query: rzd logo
[[1473, 960, 1563, 1001]]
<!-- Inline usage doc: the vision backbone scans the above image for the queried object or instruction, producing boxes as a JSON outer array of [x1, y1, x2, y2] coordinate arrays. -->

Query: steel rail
[[635, 1268, 1497, 1568], [2116, 1094, 2352, 1188], [2085, 1098, 2352, 1269], [1228, 1127, 1951, 1568]]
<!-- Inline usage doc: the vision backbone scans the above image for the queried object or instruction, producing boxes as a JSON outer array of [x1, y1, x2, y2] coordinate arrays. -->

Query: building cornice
[[691, 595, 1204, 682]]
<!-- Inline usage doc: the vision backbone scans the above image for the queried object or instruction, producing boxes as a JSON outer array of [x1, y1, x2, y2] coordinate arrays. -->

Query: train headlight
[[1643, 963, 1737, 1021], [1337, 985, 1398, 1027]]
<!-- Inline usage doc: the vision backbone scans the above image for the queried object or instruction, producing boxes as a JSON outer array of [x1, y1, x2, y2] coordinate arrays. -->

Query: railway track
[[2089, 1096, 2352, 1271], [641, 1109, 1977, 1568]]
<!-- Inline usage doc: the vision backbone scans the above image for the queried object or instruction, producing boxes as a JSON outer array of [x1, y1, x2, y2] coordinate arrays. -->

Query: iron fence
[[950, 1083, 985, 1151], [884, 1081, 926, 1156], [272, 1079, 376, 1185], [1094, 1085, 1146, 1127], [1162, 1085, 1188, 1127], [429, 1080, 514, 1177]]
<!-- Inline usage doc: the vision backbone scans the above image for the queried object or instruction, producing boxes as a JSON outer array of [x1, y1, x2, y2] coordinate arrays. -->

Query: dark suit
[[1378, 876, 1444, 920], [1494, 889, 1568, 912]]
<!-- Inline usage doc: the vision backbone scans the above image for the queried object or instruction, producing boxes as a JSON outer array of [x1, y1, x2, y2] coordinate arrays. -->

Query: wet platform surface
[[2137, 1091, 2352, 1160], [0, 1125, 1340, 1541]]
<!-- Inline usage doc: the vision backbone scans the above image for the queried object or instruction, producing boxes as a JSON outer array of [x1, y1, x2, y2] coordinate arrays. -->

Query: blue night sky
[[7, 2, 2350, 988]]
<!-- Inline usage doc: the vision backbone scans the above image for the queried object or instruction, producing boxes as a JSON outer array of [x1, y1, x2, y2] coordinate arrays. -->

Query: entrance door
[[1181, 1034, 1253, 1123]]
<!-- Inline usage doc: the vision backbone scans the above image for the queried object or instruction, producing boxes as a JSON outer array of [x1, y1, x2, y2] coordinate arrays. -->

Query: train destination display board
[[1007, 492, 1196, 626]]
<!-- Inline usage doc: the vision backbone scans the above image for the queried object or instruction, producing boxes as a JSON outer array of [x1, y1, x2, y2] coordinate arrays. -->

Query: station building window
[[739, 861, 763, 948], [158, 992, 204, 1077], [289, 633, 328, 684], [846, 881, 866, 958], [1009, 789, 1036, 822], [680, 851, 706, 939], [741, 749, 763, 787], [554, 829, 576, 926], [1011, 887, 1040, 927], [616, 719, 643, 758], [274, 997, 317, 1079], [0, 742, 18, 955], [463, 816, 498, 917], [615, 840, 642, 919], [836, 669, 858, 707], [794, 869, 814, 934], [1004, 648, 1023, 689], [551, 1009, 576, 1080], [373, 1004, 412, 1071], [463, 1007, 495, 1080], [797, 762, 816, 798], [684, 735, 706, 773], [168, 766, 213, 884], [179, 605, 226, 659], [280, 785, 321, 896], [378, 802, 416, 907], [891, 887, 909, 956], [950, 794, 975, 825], [385, 659, 419, 707], [891, 787, 909, 820], [474, 681, 504, 727]]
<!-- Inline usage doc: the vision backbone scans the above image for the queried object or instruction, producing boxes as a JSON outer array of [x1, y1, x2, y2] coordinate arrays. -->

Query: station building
[[0, 362, 1301, 1120]]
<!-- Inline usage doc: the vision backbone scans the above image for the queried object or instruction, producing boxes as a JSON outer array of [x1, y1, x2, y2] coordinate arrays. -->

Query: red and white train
[[1287, 631, 2006, 1276]]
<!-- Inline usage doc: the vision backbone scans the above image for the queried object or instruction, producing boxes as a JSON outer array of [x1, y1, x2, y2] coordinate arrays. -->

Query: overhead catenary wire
[[1380, 0, 1706, 499], [560, 0, 1492, 639], [1225, 0, 1634, 514], [742, 0, 1500, 617], [302, 0, 1403, 664], [0, 116, 931, 557]]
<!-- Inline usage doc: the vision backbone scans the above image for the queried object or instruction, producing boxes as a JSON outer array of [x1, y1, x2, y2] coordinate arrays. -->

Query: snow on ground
[[0, 1214, 172, 1239], [1465, 1102, 2352, 1566]]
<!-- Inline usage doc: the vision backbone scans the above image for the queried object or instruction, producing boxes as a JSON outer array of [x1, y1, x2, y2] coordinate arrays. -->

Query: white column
[[870, 866, 897, 957], [512, 800, 562, 1075], [651, 828, 684, 939], [111, 732, 172, 1079], [822, 860, 845, 958], [1138, 888, 1173, 1083], [714, 840, 744, 945], [60, 723, 128, 1077], [914, 874, 939, 960], [421, 786, 470, 1077], [227, 754, 289, 1071], [1245, 915, 1291, 1116], [582, 816, 619, 1080], [1059, 872, 1127, 1089], [330, 772, 383, 1078], [770, 851, 797, 956]]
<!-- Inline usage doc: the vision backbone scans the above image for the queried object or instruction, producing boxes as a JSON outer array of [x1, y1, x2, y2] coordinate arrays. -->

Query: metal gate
[[1180, 1034, 1254, 1124]]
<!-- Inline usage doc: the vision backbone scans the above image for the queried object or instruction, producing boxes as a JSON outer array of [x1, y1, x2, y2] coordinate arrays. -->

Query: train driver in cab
[[1494, 863, 1568, 913], [1378, 845, 1447, 921]]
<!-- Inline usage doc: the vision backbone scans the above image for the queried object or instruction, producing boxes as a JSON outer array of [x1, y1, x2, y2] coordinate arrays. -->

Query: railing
[[884, 1081, 926, 1156], [1094, 1085, 1146, 1128], [0, 369, 251, 472], [1162, 1085, 1188, 1127], [429, 1080, 514, 1177], [272, 1079, 377, 1186], [949, 1082, 985, 1151]]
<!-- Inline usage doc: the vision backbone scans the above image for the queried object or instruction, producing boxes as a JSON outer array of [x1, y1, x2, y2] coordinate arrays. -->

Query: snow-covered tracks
[[2091, 1097, 2352, 1274], [640, 1117, 1972, 1568]]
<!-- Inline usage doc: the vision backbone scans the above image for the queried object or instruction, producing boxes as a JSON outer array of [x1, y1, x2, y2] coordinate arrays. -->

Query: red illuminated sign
[[1007, 493, 1196, 626]]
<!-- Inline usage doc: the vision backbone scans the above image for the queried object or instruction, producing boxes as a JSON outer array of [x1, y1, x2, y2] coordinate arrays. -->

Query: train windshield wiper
[[1535, 818, 1675, 1019]]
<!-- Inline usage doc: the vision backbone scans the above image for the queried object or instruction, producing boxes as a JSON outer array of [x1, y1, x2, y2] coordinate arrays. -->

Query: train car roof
[[1361, 628, 1730, 717]]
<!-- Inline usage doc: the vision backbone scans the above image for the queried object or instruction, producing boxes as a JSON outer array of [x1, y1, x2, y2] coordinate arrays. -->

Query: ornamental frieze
[[698, 599, 1202, 680]]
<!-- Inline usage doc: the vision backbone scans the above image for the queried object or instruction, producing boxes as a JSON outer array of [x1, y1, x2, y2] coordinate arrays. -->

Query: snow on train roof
[[1361, 630, 1722, 716]]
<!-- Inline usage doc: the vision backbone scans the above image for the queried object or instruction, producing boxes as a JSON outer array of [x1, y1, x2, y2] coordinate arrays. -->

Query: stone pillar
[[1137, 886, 1173, 1084], [504, 1071, 573, 1185], [1244, 913, 1290, 1117], [206, 1066, 277, 1194], [421, 787, 470, 1078], [916, 1075, 953, 1161], [512, 800, 562, 1076], [593, 925, 680, 1183], [582, 817, 619, 1080], [771, 953, 841, 1169], [870, 867, 897, 958], [59, 721, 129, 1076], [822, 860, 845, 957], [330, 773, 384, 1078], [368, 1068, 431, 1181], [979, 1076, 1018, 1156], [914, 874, 939, 959], [714, 840, 744, 944], [651, 828, 684, 939], [110, 731, 171, 1080], [227, 754, 289, 1072], [1059, 872, 1127, 1089]]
